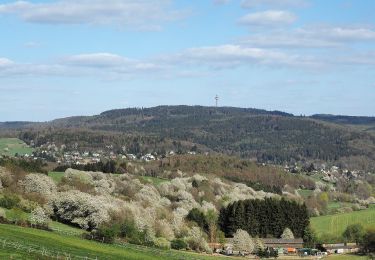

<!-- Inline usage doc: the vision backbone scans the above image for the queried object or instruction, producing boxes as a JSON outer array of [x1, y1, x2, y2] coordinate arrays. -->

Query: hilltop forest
[[1, 106, 374, 171]]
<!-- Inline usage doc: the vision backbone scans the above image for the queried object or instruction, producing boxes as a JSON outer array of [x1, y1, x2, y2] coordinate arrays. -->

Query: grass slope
[[48, 171, 65, 184], [0, 138, 33, 156], [327, 254, 368, 259], [0, 224, 224, 260], [311, 206, 375, 241]]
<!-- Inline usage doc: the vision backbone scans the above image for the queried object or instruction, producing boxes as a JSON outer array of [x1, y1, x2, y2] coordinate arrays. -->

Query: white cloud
[[0, 0, 187, 30], [336, 52, 375, 66], [162, 44, 318, 69], [0, 53, 162, 78], [0, 58, 14, 68], [238, 10, 296, 27], [240, 26, 375, 49], [64, 53, 132, 67], [322, 27, 375, 41], [241, 0, 308, 9]]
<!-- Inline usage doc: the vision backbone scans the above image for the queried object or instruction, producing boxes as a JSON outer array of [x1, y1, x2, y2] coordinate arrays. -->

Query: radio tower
[[215, 94, 219, 107]]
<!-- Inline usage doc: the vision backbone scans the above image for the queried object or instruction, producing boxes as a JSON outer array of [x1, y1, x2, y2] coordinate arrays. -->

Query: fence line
[[0, 236, 211, 260], [50, 227, 83, 237], [0, 238, 98, 260]]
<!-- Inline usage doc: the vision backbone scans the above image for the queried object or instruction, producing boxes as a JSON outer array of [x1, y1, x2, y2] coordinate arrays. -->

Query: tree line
[[219, 198, 309, 238]]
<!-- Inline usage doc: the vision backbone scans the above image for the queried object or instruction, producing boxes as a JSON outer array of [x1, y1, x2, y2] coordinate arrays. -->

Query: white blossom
[[281, 227, 294, 239], [187, 227, 211, 253], [19, 173, 56, 197], [64, 168, 93, 184], [51, 190, 123, 230], [233, 229, 254, 253], [200, 201, 217, 214], [29, 206, 49, 226]]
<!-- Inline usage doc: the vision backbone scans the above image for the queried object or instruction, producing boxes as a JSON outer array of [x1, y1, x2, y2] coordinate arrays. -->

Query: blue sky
[[0, 0, 374, 121]]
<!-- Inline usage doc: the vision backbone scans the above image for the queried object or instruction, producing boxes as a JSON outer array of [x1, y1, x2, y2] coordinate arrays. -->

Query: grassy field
[[311, 206, 375, 242], [48, 171, 65, 183], [0, 224, 230, 260], [0, 138, 33, 157], [327, 254, 369, 259], [297, 189, 314, 198], [140, 176, 169, 186]]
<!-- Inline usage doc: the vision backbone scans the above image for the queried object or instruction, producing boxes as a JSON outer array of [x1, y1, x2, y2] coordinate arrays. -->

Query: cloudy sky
[[1, 0, 374, 121]]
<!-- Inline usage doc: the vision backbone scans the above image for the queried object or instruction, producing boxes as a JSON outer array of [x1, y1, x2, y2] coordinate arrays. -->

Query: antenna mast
[[215, 94, 219, 107]]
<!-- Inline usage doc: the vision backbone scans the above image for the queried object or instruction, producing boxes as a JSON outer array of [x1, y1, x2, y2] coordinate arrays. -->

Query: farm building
[[223, 238, 304, 255], [323, 243, 360, 254], [263, 238, 304, 248], [263, 238, 304, 254]]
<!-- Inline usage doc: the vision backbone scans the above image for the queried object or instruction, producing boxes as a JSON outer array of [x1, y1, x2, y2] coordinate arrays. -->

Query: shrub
[[186, 227, 211, 253], [0, 193, 20, 209], [120, 218, 140, 241], [29, 206, 49, 227], [343, 224, 365, 244], [6, 208, 27, 225], [257, 247, 278, 258], [93, 224, 121, 243], [362, 228, 375, 254], [171, 238, 188, 250], [0, 208, 5, 219], [155, 219, 175, 241], [186, 208, 208, 232], [154, 237, 171, 250]]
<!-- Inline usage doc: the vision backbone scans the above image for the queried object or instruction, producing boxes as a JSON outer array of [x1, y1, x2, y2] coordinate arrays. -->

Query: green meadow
[[0, 138, 33, 157], [0, 224, 229, 260], [48, 171, 65, 183], [311, 206, 375, 242]]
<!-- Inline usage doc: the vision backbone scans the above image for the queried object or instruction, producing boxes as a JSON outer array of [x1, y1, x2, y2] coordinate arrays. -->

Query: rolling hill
[[2, 106, 375, 170]]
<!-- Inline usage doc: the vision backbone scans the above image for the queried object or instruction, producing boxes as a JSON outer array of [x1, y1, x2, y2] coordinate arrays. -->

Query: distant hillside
[[2, 106, 375, 170], [0, 122, 34, 129], [311, 114, 375, 125]]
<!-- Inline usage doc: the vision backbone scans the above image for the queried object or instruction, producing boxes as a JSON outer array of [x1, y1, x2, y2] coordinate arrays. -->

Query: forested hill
[[2, 106, 375, 170], [311, 114, 375, 126]]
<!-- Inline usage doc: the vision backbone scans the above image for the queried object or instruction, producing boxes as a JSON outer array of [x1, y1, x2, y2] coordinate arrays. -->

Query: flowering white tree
[[232, 229, 254, 253], [64, 168, 93, 184], [51, 190, 122, 230], [254, 237, 265, 253], [187, 227, 211, 253], [19, 173, 57, 197], [281, 227, 295, 239], [29, 206, 49, 227]]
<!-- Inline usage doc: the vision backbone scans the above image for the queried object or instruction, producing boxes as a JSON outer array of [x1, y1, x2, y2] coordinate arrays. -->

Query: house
[[225, 238, 303, 253], [208, 243, 223, 253], [141, 153, 156, 162], [126, 154, 137, 160], [262, 238, 304, 254], [322, 243, 360, 254], [263, 238, 304, 249]]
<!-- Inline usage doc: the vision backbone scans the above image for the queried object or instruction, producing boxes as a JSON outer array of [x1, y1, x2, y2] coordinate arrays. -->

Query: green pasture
[[311, 206, 375, 242], [327, 253, 369, 259], [0, 138, 33, 157], [140, 176, 169, 186], [0, 224, 227, 260], [48, 171, 65, 183]]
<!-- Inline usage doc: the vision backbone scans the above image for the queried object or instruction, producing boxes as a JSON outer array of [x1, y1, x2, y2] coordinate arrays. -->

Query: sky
[[0, 0, 375, 121]]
